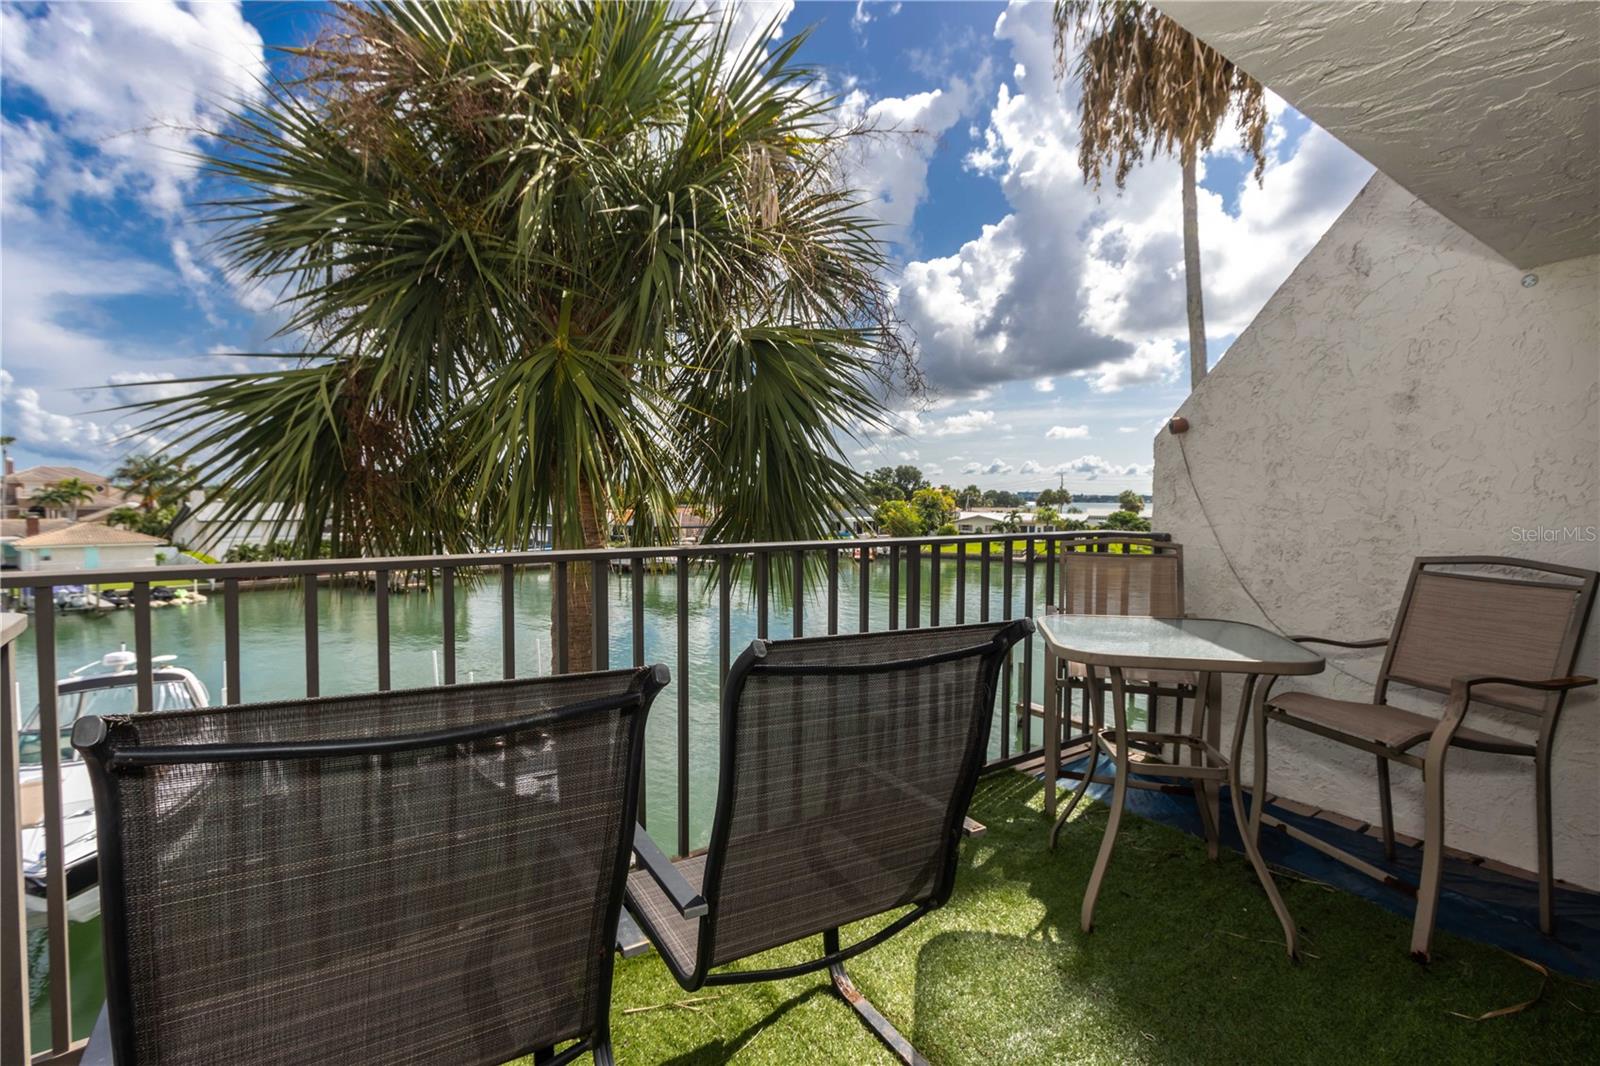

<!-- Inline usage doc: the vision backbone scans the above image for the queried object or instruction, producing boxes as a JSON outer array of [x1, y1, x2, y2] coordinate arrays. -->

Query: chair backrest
[[75, 667, 667, 1066], [696, 619, 1032, 973], [1378, 556, 1597, 715], [1055, 539, 1184, 618]]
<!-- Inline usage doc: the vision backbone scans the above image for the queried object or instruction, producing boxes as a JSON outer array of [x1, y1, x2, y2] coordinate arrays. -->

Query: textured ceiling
[[1161, 1, 1600, 268]]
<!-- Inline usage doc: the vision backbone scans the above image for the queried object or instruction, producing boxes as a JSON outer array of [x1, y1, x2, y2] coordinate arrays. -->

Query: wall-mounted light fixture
[[1168, 416, 1190, 435], [1521, 273, 1539, 288]]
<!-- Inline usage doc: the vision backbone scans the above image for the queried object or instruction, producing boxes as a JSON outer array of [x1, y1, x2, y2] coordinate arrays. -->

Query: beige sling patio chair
[[1254, 556, 1597, 961], [1044, 539, 1209, 847], [74, 667, 668, 1066], [624, 620, 1033, 1065]]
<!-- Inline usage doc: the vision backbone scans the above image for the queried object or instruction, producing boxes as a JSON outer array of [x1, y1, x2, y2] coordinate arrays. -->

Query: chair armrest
[[632, 825, 708, 919], [1452, 675, 1597, 697], [1285, 635, 1389, 649]]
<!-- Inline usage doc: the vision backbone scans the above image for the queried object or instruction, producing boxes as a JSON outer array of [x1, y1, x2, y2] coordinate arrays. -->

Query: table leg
[[1188, 670, 1220, 859], [1053, 664, 1101, 849], [1081, 666, 1129, 933], [1044, 647, 1059, 820], [1228, 672, 1298, 959]]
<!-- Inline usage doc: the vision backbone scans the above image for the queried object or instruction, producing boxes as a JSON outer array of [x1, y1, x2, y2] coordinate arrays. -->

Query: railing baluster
[[501, 564, 516, 679], [1023, 538, 1035, 752], [907, 542, 920, 629], [1045, 536, 1057, 609], [442, 567, 457, 684], [857, 544, 870, 632], [0, 618, 29, 1066], [826, 547, 839, 635], [791, 548, 804, 638], [677, 554, 690, 858], [631, 558, 647, 831], [1001, 539, 1015, 761], [593, 560, 609, 671], [888, 545, 900, 630], [552, 561, 568, 675], [304, 576, 319, 697], [718, 555, 732, 687], [755, 551, 769, 640], [134, 582, 153, 714], [929, 540, 941, 627], [979, 541, 992, 622], [632, 557, 647, 669], [224, 578, 241, 704], [33, 599, 72, 1054], [956, 543, 967, 624], [375, 569, 391, 691]]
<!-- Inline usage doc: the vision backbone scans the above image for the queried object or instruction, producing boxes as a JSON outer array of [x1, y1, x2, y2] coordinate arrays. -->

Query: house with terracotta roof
[[0, 516, 72, 568], [10, 521, 166, 573], [1, 460, 132, 518]]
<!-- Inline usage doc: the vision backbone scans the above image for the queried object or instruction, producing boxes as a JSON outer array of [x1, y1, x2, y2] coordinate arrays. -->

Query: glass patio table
[[1037, 615, 1325, 958]]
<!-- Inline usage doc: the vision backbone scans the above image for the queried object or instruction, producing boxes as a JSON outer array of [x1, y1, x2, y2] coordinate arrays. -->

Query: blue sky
[[0, 1, 1372, 493]]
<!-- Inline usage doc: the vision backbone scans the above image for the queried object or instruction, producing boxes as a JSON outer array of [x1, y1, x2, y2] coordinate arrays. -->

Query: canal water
[[18, 556, 1054, 1047]]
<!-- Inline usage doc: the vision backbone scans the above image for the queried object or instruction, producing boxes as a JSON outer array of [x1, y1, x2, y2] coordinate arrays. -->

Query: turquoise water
[[18, 556, 1054, 1046]]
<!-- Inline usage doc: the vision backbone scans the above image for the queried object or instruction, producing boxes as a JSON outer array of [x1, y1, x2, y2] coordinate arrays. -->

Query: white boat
[[18, 646, 210, 924]]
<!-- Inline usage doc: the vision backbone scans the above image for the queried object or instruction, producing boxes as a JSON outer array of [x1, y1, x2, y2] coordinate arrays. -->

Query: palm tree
[[114, 453, 192, 512], [1054, 1, 1268, 388], [127, 2, 906, 669], [33, 478, 96, 521]]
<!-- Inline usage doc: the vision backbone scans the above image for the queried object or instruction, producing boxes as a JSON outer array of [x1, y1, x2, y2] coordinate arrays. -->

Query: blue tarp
[[1044, 755, 1600, 979]]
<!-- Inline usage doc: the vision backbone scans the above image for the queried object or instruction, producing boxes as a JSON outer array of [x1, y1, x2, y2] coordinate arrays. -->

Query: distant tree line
[[862, 464, 1151, 536]]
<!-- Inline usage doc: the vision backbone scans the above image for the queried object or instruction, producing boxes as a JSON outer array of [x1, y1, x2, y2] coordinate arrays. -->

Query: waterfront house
[[11, 521, 165, 573], [1, 462, 130, 520], [0, 517, 70, 569], [169, 497, 303, 558]]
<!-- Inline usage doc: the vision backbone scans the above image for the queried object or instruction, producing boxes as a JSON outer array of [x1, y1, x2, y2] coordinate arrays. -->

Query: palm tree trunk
[[1181, 151, 1208, 389], [552, 478, 605, 672]]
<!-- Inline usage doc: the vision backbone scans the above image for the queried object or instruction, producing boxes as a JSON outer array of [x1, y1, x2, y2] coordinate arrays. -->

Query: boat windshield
[[18, 679, 203, 766]]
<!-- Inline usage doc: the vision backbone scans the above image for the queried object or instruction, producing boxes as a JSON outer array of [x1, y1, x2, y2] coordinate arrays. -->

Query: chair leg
[[1411, 743, 1450, 961], [1375, 755, 1396, 861], [822, 929, 928, 1066], [1535, 746, 1555, 936], [592, 1041, 616, 1066], [1052, 671, 1103, 849], [533, 1048, 555, 1064]]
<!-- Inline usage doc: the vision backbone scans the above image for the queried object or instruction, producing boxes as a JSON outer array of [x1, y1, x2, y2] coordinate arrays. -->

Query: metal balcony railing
[[0, 529, 1164, 1064]]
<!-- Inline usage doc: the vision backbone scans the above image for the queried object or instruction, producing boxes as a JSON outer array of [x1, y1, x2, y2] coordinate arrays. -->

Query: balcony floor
[[596, 773, 1600, 1065]]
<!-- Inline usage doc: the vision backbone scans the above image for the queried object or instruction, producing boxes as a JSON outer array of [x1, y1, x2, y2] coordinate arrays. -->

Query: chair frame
[[1254, 556, 1597, 961], [1042, 540, 1206, 846], [629, 619, 1033, 1065], [76, 667, 669, 1066]]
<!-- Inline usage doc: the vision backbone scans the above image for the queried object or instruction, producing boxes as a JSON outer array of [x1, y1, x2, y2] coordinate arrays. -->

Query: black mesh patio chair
[[624, 619, 1033, 1065], [73, 666, 668, 1066]]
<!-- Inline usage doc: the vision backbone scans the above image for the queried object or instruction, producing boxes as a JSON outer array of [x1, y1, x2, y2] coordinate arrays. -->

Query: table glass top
[[1036, 615, 1325, 675]]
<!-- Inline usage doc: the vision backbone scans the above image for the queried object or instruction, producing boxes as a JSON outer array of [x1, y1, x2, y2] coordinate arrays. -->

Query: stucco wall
[[1153, 173, 1600, 887]]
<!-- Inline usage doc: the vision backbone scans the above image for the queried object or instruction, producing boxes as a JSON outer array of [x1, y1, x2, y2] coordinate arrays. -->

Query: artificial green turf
[[581, 772, 1600, 1065]]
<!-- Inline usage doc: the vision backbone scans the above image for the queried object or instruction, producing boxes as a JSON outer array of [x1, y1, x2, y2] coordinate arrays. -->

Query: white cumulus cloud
[[1045, 425, 1089, 440]]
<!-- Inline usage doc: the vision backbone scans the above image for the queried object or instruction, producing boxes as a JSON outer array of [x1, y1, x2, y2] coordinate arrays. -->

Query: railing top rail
[[0, 612, 25, 646], [0, 530, 1169, 588]]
